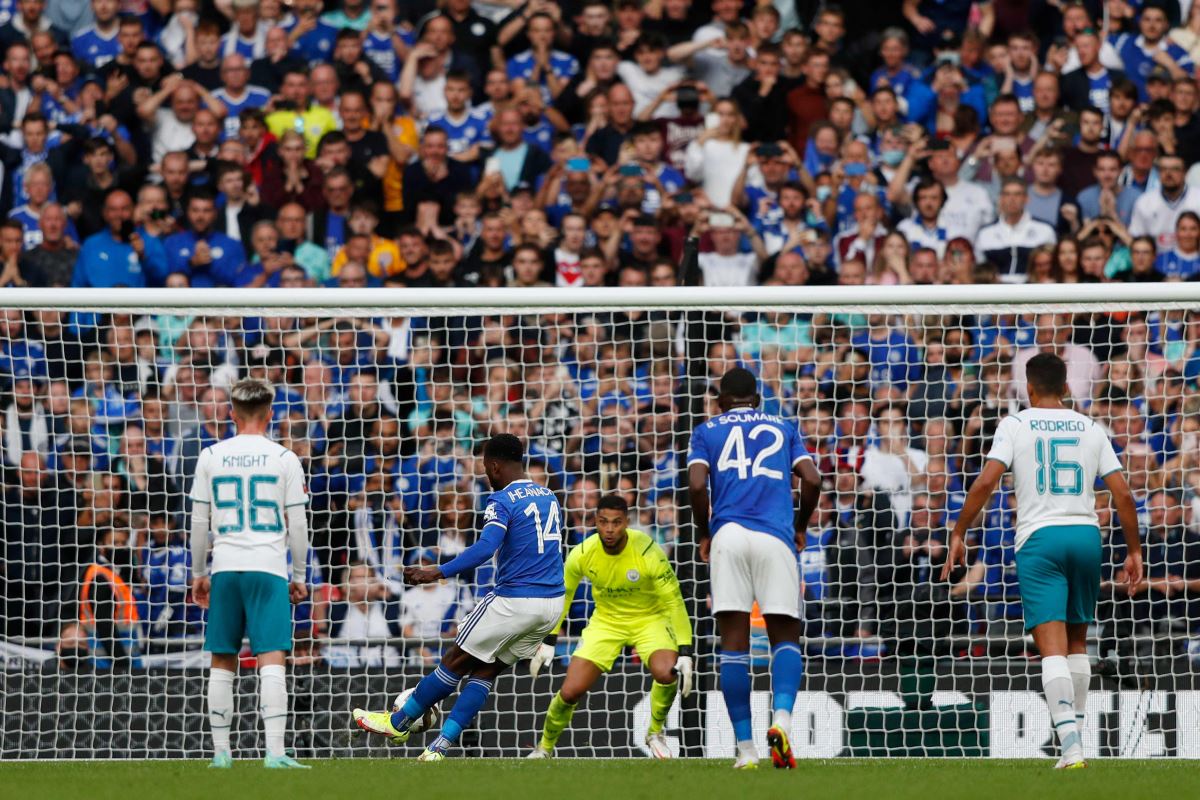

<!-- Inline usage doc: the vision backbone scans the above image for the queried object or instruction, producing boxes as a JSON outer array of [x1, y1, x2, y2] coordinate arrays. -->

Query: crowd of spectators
[[2, 0, 1200, 672]]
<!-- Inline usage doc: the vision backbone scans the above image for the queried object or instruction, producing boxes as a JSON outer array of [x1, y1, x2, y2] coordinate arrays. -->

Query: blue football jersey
[[363, 30, 413, 81], [212, 86, 271, 140], [481, 479, 566, 598], [687, 407, 812, 550], [1116, 34, 1195, 101], [424, 108, 492, 155], [1155, 249, 1200, 279], [72, 25, 121, 68]]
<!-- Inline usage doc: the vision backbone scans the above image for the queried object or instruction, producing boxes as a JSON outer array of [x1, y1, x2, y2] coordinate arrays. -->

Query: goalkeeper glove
[[530, 634, 557, 678], [674, 646, 694, 698]]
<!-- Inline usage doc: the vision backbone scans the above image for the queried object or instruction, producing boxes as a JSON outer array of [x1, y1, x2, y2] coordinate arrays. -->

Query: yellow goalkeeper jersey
[[556, 528, 692, 647]]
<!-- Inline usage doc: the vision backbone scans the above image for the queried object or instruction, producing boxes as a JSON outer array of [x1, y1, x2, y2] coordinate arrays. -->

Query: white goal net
[[1, 285, 1199, 760]]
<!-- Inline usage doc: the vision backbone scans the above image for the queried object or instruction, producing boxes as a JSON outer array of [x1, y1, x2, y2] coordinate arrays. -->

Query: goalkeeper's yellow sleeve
[[647, 540, 693, 648], [552, 542, 585, 635]]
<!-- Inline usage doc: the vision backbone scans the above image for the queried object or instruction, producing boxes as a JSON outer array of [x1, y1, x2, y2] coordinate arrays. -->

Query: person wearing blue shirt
[[70, 0, 120, 68], [284, 0, 338, 64], [142, 515, 202, 639], [353, 434, 565, 762], [1115, 4, 1194, 101], [163, 189, 246, 287], [687, 367, 821, 770], [212, 54, 272, 140], [8, 203, 74, 250], [1154, 211, 1200, 278], [73, 189, 169, 288], [506, 12, 579, 100], [870, 29, 920, 96], [424, 71, 491, 159], [1075, 152, 1141, 226], [851, 315, 923, 391]]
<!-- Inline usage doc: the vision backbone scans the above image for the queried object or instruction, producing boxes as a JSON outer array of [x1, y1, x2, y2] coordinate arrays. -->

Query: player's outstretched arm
[[1103, 470, 1144, 590], [941, 459, 1006, 582], [687, 463, 711, 560], [412, 524, 507, 586]]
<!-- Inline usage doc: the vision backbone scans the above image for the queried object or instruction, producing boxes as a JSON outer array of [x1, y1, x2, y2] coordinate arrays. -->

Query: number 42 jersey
[[986, 408, 1122, 550], [687, 408, 813, 552], [189, 434, 309, 579], [482, 479, 566, 598]]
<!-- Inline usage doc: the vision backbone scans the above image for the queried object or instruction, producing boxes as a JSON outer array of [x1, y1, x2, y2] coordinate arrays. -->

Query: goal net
[[2, 285, 1199, 760]]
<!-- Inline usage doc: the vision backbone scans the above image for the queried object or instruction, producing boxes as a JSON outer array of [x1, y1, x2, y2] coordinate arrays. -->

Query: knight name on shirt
[[221, 454, 269, 468], [1028, 419, 1086, 432], [506, 484, 556, 502]]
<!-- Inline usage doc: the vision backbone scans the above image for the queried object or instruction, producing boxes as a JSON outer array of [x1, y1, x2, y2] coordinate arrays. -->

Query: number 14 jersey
[[986, 408, 1122, 551], [189, 434, 309, 579], [482, 479, 566, 598], [687, 407, 812, 553]]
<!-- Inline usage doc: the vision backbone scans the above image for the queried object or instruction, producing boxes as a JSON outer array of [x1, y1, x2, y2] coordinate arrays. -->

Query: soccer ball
[[391, 687, 441, 735]]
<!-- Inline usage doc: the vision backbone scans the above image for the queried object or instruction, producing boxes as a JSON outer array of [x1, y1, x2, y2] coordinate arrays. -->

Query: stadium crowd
[[1, 0, 1200, 673]]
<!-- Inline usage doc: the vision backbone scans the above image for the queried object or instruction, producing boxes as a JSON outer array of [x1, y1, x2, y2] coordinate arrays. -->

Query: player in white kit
[[189, 378, 311, 769], [944, 353, 1143, 770]]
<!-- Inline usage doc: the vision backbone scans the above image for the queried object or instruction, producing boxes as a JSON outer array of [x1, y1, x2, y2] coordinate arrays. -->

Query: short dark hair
[[719, 367, 758, 398], [596, 493, 629, 514], [484, 433, 524, 464], [1026, 352, 1068, 397]]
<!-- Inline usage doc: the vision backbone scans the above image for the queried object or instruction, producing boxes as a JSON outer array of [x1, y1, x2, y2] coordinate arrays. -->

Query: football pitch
[[2, 759, 1194, 800]]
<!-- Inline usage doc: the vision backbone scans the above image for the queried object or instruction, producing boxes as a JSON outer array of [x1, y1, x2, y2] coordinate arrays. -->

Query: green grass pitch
[[2, 759, 1194, 800]]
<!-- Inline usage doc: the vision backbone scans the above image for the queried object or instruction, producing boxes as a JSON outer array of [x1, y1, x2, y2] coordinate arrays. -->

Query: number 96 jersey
[[687, 408, 812, 553], [481, 479, 566, 598], [189, 435, 309, 580]]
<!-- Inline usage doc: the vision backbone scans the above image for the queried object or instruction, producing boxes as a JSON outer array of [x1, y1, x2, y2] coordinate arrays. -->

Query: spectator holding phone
[[72, 189, 168, 288]]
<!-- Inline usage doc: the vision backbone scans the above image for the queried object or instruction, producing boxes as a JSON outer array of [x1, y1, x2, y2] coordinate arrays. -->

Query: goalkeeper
[[527, 494, 693, 759]]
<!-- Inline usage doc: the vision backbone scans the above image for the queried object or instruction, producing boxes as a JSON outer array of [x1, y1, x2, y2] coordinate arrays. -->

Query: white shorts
[[455, 593, 564, 665], [710, 522, 800, 618]]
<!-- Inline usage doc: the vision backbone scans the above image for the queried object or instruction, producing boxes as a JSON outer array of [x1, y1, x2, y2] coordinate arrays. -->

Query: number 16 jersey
[[687, 407, 812, 552], [986, 408, 1122, 550], [189, 434, 309, 579]]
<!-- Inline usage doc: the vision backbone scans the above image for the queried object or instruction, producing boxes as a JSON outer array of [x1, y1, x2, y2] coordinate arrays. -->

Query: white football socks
[[1067, 654, 1091, 735], [772, 709, 792, 733], [1042, 656, 1083, 762], [259, 664, 289, 758], [208, 668, 235, 756]]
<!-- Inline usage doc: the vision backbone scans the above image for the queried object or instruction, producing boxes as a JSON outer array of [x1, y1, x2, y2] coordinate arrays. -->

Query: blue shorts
[[1014, 525, 1102, 632], [205, 571, 292, 655]]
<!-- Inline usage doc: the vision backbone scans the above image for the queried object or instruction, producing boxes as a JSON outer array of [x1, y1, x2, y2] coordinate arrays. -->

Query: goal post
[[1, 285, 1199, 760]]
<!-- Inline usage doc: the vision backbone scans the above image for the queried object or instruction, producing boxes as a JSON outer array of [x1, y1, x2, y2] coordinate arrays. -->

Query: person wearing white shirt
[[684, 98, 750, 207], [860, 406, 929, 529], [1129, 153, 1200, 251], [925, 142, 994, 242], [896, 177, 949, 258], [327, 562, 404, 669], [974, 178, 1058, 283], [695, 207, 766, 287], [1010, 313, 1103, 409], [617, 34, 687, 119]]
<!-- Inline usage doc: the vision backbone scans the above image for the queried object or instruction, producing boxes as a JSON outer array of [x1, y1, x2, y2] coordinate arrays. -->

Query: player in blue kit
[[353, 434, 565, 761], [687, 368, 821, 770]]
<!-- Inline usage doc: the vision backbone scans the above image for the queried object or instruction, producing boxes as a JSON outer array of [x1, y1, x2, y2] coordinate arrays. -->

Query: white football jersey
[[986, 408, 1122, 550], [189, 434, 308, 579]]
